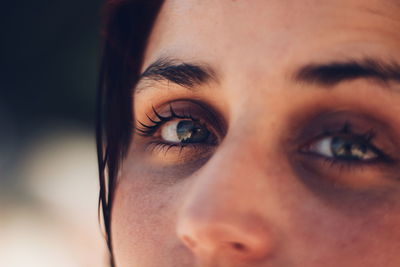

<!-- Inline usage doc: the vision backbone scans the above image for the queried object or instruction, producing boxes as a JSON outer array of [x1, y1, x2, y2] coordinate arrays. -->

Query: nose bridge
[[181, 135, 269, 217], [176, 138, 276, 262]]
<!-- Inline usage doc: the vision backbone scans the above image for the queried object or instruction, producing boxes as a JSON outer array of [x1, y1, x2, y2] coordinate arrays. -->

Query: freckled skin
[[111, 0, 400, 266]]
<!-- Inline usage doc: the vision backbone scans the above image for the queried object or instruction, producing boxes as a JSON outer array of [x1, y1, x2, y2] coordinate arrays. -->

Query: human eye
[[301, 123, 385, 164], [295, 113, 400, 189], [160, 119, 210, 144], [135, 100, 223, 163]]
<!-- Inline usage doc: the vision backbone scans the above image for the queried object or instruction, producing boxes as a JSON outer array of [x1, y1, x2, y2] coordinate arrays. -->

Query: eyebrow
[[294, 58, 400, 86], [135, 58, 217, 94], [136, 57, 400, 94]]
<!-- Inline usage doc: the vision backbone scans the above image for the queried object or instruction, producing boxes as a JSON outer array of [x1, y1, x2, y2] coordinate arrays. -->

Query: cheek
[[285, 196, 400, 266], [111, 169, 192, 267], [110, 142, 400, 267]]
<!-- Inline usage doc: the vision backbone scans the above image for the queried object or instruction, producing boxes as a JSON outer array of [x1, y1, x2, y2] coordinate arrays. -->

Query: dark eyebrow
[[135, 58, 217, 93], [294, 58, 400, 86]]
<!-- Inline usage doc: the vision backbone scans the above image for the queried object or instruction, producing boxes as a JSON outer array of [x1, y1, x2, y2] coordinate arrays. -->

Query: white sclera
[[312, 137, 334, 157], [161, 120, 181, 143], [311, 137, 377, 160]]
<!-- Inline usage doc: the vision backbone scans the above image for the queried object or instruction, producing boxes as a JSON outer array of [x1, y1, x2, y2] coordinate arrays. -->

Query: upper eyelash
[[313, 122, 377, 148], [321, 121, 375, 141], [135, 105, 199, 136], [138, 111, 392, 164], [302, 122, 393, 163]]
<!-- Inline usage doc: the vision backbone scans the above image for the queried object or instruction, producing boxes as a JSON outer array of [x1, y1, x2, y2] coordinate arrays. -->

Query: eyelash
[[137, 106, 393, 170], [301, 122, 392, 169], [135, 105, 214, 153], [136, 105, 199, 136]]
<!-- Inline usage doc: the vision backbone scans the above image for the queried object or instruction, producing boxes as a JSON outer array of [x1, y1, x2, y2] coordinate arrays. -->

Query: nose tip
[[178, 219, 272, 262]]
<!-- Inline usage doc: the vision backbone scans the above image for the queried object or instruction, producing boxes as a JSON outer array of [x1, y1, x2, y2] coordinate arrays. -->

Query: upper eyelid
[[136, 99, 226, 134], [146, 103, 201, 123], [149, 105, 200, 125], [308, 130, 376, 147], [304, 123, 376, 144], [135, 109, 202, 136]]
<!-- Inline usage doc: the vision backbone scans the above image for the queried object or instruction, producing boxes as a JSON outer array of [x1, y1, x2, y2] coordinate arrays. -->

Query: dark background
[[1, 0, 102, 196], [0, 1, 107, 266]]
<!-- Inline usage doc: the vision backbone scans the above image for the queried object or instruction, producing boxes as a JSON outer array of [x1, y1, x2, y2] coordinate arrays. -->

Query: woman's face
[[111, 0, 400, 266]]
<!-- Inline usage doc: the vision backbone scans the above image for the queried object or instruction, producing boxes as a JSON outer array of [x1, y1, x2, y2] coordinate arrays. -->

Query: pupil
[[176, 120, 210, 143], [331, 137, 367, 160]]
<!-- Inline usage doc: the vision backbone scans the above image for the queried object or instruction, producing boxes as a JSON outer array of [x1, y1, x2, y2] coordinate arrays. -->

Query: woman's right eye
[[135, 101, 223, 158], [160, 119, 211, 144]]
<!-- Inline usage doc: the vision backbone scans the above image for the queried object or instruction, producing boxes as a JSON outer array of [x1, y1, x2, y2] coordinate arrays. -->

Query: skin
[[111, 0, 400, 266]]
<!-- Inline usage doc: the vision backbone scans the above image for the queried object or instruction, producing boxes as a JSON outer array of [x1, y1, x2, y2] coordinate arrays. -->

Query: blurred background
[[1, 1, 108, 266]]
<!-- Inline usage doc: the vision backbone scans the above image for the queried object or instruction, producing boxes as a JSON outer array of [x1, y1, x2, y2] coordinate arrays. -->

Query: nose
[[176, 146, 275, 263], [178, 212, 272, 262]]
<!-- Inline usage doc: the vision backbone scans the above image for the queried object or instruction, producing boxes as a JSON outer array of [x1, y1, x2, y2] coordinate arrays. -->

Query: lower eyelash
[[305, 151, 393, 175], [145, 141, 205, 156], [319, 156, 370, 172], [146, 142, 181, 155]]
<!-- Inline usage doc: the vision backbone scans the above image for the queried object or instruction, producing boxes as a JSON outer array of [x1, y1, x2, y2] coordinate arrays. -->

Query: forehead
[[143, 0, 400, 74]]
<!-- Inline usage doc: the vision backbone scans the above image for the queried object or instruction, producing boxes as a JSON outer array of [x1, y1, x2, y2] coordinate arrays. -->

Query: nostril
[[230, 242, 247, 252], [178, 213, 273, 261]]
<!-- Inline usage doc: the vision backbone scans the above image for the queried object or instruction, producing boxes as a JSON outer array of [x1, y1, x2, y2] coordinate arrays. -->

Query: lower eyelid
[[295, 154, 372, 183], [299, 156, 400, 189], [300, 150, 381, 164], [144, 141, 216, 163]]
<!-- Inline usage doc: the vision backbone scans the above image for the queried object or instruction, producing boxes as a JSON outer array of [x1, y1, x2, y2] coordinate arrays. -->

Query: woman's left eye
[[160, 119, 211, 144], [305, 135, 379, 161]]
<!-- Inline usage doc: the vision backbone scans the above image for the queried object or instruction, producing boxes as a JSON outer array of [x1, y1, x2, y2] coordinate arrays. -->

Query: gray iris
[[176, 120, 210, 143]]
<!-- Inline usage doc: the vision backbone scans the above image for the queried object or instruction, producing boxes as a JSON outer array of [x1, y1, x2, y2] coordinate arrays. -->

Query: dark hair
[[96, 1, 164, 265]]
